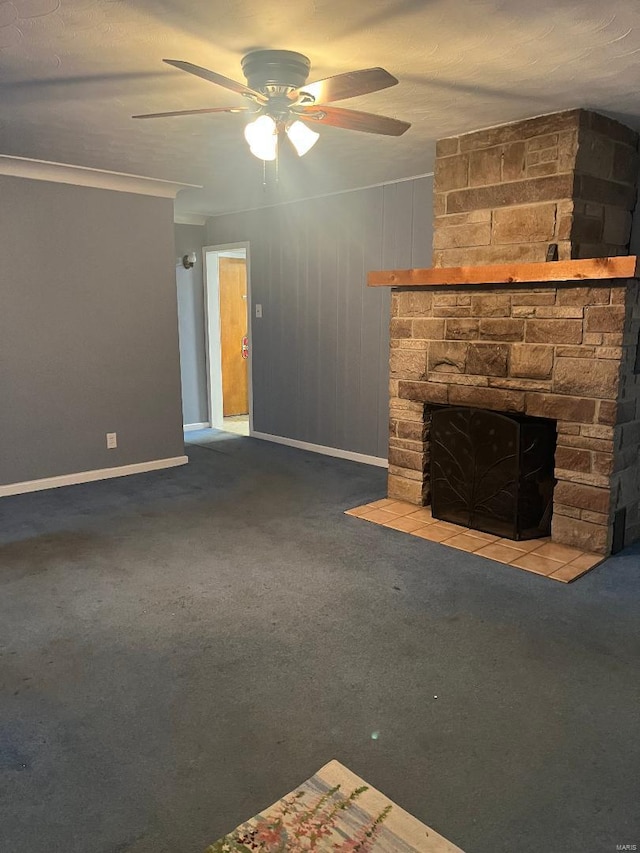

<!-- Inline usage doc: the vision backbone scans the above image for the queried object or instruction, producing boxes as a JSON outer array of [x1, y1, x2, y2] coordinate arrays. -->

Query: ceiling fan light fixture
[[138, 54, 410, 174], [286, 120, 319, 156], [244, 114, 277, 160]]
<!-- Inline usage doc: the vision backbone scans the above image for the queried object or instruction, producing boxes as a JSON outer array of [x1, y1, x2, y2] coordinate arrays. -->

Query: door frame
[[202, 242, 253, 434]]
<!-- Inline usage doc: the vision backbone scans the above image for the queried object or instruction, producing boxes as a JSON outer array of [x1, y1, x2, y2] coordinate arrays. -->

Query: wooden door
[[219, 256, 248, 416]]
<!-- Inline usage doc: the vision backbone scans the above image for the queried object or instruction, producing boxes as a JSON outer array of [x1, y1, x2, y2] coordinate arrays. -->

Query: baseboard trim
[[183, 422, 210, 432], [251, 431, 388, 468], [0, 456, 189, 498]]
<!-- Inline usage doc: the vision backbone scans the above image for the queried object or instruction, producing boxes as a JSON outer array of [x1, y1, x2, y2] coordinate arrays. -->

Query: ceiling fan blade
[[290, 67, 398, 104], [298, 105, 410, 136], [163, 59, 268, 103], [132, 106, 250, 119]]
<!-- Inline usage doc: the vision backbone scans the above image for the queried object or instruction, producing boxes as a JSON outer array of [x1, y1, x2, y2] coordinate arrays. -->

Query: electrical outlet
[[106, 432, 117, 449], [255, 303, 262, 318]]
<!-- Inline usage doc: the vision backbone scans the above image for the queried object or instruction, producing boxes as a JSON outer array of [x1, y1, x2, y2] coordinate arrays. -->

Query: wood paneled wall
[[205, 176, 433, 459]]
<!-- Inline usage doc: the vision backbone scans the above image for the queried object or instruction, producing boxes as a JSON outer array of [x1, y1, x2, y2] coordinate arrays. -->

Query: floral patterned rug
[[205, 760, 464, 852]]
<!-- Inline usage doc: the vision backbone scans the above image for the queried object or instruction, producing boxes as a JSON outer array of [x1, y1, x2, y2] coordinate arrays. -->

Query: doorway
[[203, 243, 252, 436]]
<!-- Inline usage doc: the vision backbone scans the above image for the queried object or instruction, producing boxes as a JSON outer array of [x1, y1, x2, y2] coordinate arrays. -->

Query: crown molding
[[174, 212, 208, 225], [0, 155, 201, 198]]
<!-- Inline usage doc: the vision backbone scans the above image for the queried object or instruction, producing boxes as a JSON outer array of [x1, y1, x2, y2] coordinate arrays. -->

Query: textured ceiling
[[3, 0, 640, 216]]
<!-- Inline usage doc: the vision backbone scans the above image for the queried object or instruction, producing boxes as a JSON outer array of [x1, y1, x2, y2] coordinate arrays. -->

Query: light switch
[[255, 304, 263, 318]]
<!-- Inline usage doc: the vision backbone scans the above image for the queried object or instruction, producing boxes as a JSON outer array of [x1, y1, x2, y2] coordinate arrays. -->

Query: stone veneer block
[[492, 204, 557, 244], [388, 473, 427, 504], [510, 344, 554, 379], [446, 174, 575, 216], [467, 343, 509, 376], [553, 358, 621, 398]]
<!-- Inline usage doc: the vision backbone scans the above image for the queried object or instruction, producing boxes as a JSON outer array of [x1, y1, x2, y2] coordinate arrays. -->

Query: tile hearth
[[346, 499, 604, 582]]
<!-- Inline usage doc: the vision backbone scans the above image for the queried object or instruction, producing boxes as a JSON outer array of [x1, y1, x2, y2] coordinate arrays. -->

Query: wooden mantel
[[368, 256, 639, 288]]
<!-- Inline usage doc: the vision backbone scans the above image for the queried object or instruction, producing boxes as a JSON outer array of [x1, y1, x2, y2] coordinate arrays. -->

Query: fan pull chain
[[260, 135, 279, 190]]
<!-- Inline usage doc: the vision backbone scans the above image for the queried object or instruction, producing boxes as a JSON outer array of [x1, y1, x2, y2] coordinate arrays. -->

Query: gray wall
[[203, 175, 433, 459], [0, 175, 185, 486], [175, 223, 209, 425]]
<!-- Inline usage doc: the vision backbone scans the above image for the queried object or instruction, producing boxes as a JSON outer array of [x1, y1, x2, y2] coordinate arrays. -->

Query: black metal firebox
[[430, 406, 557, 540]]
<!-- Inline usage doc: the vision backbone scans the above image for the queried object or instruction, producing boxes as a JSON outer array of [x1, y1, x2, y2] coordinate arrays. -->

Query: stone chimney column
[[387, 109, 640, 554], [432, 109, 638, 266]]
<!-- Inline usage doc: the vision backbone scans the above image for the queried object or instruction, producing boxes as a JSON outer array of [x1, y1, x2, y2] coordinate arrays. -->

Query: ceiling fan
[[132, 50, 411, 160]]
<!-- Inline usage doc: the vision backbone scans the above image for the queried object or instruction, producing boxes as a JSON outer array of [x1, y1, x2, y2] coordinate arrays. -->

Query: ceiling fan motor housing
[[241, 50, 311, 94]]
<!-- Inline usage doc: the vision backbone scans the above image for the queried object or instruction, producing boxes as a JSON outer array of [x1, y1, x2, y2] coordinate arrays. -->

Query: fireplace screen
[[430, 407, 556, 540]]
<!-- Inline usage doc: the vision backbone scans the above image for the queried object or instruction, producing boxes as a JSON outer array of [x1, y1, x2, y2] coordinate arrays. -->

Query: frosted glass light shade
[[286, 120, 319, 156], [244, 115, 277, 160]]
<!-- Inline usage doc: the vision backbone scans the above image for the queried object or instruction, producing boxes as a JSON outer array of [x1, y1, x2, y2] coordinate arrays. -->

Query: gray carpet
[[1, 430, 639, 853]]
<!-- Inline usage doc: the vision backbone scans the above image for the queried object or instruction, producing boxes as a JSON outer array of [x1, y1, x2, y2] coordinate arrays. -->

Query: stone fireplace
[[379, 109, 640, 556]]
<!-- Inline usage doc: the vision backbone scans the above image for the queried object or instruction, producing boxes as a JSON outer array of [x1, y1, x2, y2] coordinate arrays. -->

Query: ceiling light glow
[[244, 115, 277, 161], [286, 120, 320, 156]]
